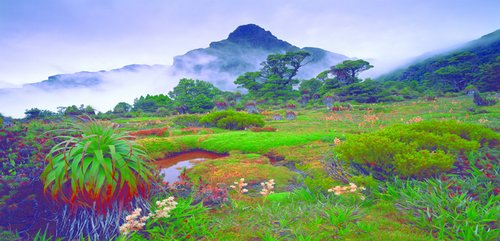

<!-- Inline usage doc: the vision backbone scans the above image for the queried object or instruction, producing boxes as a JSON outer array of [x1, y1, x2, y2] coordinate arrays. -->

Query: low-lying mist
[[0, 66, 174, 118], [0, 51, 400, 119]]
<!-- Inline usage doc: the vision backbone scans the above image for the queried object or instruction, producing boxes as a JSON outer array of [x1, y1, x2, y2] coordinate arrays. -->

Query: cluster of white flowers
[[151, 196, 178, 219], [260, 179, 275, 196], [119, 208, 148, 235], [119, 197, 177, 235], [230, 178, 248, 194], [328, 183, 366, 200], [334, 137, 342, 145]]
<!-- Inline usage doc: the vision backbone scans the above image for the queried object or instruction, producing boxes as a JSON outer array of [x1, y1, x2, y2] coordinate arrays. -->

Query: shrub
[[406, 120, 498, 146], [473, 92, 497, 106], [172, 114, 202, 127], [336, 120, 497, 179], [200, 110, 264, 130], [382, 154, 499, 241], [41, 119, 155, 212]]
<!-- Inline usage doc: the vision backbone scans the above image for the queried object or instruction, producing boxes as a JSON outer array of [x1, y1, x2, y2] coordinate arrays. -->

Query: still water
[[154, 151, 226, 183]]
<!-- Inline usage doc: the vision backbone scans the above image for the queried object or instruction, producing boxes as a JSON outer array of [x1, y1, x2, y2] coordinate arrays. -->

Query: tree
[[330, 59, 373, 85], [113, 102, 132, 113], [234, 51, 310, 101], [25, 108, 56, 119], [299, 78, 323, 95], [83, 105, 95, 115], [133, 98, 158, 112], [133, 94, 172, 113], [476, 57, 500, 91], [234, 72, 263, 96], [64, 105, 81, 116], [25, 108, 42, 119], [168, 78, 222, 113]]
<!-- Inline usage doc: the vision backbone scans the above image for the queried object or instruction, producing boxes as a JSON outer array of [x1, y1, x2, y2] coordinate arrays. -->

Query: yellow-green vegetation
[[336, 120, 498, 179], [138, 131, 338, 157], [187, 152, 299, 192], [115, 96, 499, 240]]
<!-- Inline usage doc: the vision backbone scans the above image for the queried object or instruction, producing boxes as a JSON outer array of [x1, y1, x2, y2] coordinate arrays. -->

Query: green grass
[[139, 130, 339, 156], [128, 96, 499, 240], [10, 96, 498, 240]]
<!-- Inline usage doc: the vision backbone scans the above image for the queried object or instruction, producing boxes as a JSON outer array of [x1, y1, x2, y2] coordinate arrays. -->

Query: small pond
[[154, 150, 226, 184]]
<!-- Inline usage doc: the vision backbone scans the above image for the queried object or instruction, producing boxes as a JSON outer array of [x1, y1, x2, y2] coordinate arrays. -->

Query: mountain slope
[[171, 24, 349, 89], [378, 29, 500, 92], [21, 24, 348, 92]]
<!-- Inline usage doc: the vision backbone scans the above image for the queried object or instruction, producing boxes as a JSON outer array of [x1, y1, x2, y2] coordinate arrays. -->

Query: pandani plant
[[41, 118, 155, 213]]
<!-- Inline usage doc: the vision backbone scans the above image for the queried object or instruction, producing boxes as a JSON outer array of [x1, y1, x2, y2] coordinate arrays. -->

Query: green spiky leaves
[[41, 119, 155, 212]]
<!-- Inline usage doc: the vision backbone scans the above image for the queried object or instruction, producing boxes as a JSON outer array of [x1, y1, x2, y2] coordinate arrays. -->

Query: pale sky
[[0, 0, 499, 117], [1, 0, 499, 87]]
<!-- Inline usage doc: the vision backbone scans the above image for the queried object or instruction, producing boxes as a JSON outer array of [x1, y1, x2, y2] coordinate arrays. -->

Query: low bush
[[336, 120, 497, 179], [200, 110, 264, 130], [172, 114, 202, 127], [406, 120, 498, 146], [381, 152, 499, 240]]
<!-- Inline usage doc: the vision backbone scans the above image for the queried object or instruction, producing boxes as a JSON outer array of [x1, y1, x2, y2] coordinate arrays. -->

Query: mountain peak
[[227, 24, 275, 42], [208, 23, 294, 50]]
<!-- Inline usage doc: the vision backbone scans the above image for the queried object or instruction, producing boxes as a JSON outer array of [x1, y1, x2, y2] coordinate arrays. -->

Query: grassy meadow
[[1, 95, 498, 241], [115, 95, 498, 240]]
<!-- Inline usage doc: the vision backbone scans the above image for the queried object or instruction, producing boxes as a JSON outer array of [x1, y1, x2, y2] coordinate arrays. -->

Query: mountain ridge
[[15, 24, 348, 92], [378, 29, 500, 92], [171, 24, 349, 89]]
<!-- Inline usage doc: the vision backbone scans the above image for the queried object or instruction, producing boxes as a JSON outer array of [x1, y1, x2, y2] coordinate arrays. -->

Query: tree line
[[20, 48, 495, 120]]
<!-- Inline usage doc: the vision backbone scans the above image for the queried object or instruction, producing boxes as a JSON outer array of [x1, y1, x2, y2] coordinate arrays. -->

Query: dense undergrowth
[[1, 96, 499, 240]]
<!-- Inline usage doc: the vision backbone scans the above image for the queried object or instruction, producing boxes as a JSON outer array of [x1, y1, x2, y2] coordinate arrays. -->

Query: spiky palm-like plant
[[41, 119, 155, 213]]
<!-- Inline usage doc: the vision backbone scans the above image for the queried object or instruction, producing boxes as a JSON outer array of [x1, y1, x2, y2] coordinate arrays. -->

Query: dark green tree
[[25, 108, 56, 119], [299, 78, 323, 95], [83, 105, 95, 115], [133, 94, 172, 113], [476, 56, 500, 91], [168, 78, 222, 113], [330, 59, 373, 85], [235, 51, 310, 101], [25, 108, 42, 119], [113, 102, 132, 113], [64, 105, 81, 116], [234, 72, 263, 96]]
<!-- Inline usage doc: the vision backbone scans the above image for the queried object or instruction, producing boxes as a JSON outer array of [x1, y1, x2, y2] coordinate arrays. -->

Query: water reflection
[[154, 151, 225, 183]]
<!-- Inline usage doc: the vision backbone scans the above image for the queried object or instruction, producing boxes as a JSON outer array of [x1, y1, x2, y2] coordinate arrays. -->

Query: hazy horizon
[[1, 0, 499, 117]]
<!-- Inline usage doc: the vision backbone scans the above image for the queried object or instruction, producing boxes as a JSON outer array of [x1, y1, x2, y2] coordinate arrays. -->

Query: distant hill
[[25, 64, 165, 89], [378, 29, 500, 92], [171, 24, 349, 89]]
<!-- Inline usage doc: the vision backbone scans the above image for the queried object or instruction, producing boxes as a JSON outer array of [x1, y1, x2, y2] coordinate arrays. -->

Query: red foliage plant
[[249, 126, 277, 132], [129, 127, 168, 137]]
